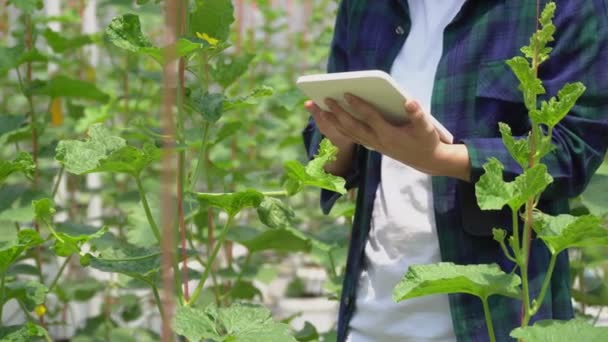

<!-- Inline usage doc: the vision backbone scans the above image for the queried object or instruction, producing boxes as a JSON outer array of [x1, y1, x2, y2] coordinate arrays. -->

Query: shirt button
[[395, 25, 405, 35]]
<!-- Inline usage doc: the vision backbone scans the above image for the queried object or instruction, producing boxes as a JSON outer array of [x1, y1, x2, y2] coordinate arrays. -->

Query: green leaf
[[510, 319, 608, 342], [0, 152, 35, 184], [52, 226, 108, 257], [0, 322, 48, 341], [189, 0, 235, 42], [506, 56, 545, 110], [228, 226, 312, 254], [0, 230, 44, 272], [475, 158, 553, 211], [88, 246, 161, 283], [211, 53, 255, 88], [294, 322, 319, 342], [29, 75, 109, 102], [5, 280, 48, 311], [284, 139, 346, 195], [499, 123, 529, 170], [174, 303, 297, 342], [393, 262, 521, 302], [257, 197, 295, 229], [187, 92, 226, 123], [43, 28, 99, 53], [580, 162, 608, 216], [173, 306, 222, 342], [0, 115, 27, 138], [223, 86, 274, 112], [532, 213, 608, 255], [196, 190, 264, 217], [520, 2, 556, 66], [32, 198, 55, 223], [56, 124, 159, 176], [492, 228, 507, 244], [7, 0, 43, 14], [531, 83, 586, 128]]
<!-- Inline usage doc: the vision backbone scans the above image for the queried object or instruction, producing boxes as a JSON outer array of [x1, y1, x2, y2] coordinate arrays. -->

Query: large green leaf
[[0, 152, 35, 184], [106, 14, 213, 63], [4, 280, 48, 311], [196, 190, 264, 217], [0, 45, 46, 74], [0, 115, 27, 138], [52, 226, 108, 257], [393, 262, 521, 302], [87, 246, 161, 284], [56, 278, 105, 302], [211, 53, 255, 88], [0, 229, 44, 273], [43, 28, 99, 53], [284, 139, 346, 195], [257, 197, 295, 230], [174, 303, 297, 342], [187, 92, 225, 123], [189, 0, 235, 42], [476, 158, 553, 211], [532, 212, 608, 255], [510, 319, 608, 342], [531, 83, 586, 128], [0, 322, 48, 341], [29, 75, 109, 102], [499, 123, 529, 170], [56, 124, 158, 176]]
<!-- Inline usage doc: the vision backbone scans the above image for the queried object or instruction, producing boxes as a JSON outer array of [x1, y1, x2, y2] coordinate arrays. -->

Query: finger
[[323, 109, 374, 145], [343, 93, 384, 125], [305, 100, 322, 115]]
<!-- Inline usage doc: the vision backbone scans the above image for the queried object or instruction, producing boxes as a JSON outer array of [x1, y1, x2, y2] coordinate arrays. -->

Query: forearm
[[413, 143, 471, 182], [324, 140, 356, 178]]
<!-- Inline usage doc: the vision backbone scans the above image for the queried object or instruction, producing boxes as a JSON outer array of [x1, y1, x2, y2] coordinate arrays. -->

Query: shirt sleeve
[[462, 0, 608, 199], [302, 0, 361, 214]]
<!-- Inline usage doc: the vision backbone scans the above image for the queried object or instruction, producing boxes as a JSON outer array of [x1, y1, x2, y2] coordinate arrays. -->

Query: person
[[302, 1, 608, 341]]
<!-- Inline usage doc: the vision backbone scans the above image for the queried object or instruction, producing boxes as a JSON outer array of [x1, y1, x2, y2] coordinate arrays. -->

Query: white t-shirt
[[347, 1, 465, 341]]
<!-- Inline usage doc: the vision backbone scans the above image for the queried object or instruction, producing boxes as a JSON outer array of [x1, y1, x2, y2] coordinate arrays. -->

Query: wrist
[[431, 143, 471, 182]]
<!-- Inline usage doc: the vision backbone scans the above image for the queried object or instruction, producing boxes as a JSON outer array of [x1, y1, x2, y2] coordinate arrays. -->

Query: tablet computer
[[296, 70, 453, 143]]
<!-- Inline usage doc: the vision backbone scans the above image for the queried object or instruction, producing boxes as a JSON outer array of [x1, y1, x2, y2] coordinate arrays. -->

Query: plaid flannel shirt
[[302, 0, 608, 341]]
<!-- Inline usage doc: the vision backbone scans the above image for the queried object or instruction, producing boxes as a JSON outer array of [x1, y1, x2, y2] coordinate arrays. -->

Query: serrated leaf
[[0, 322, 48, 341], [393, 262, 521, 302], [531, 83, 586, 128], [196, 190, 264, 217], [5, 280, 48, 311], [257, 197, 295, 229], [476, 158, 553, 211], [32, 198, 55, 223], [499, 123, 529, 170], [43, 28, 99, 53], [223, 86, 274, 112], [211, 53, 255, 88], [506, 56, 545, 110], [56, 124, 159, 176], [29, 75, 109, 102], [532, 213, 608, 255], [52, 226, 108, 257], [189, 0, 235, 42], [174, 303, 297, 342], [510, 319, 608, 342], [0, 152, 35, 184], [0, 229, 44, 273], [284, 139, 346, 195]]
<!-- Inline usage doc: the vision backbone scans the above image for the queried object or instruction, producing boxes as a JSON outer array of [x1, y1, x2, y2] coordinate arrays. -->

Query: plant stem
[[188, 121, 210, 192], [188, 216, 233, 305], [151, 285, 165, 321], [530, 253, 557, 315], [481, 297, 497, 342], [48, 256, 72, 293], [51, 165, 65, 199], [135, 176, 161, 243]]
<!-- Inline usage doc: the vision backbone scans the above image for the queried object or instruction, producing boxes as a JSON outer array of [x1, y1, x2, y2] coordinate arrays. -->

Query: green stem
[[261, 190, 289, 197], [482, 297, 497, 342], [219, 252, 253, 302], [498, 239, 517, 264], [48, 255, 72, 293], [188, 216, 233, 305], [189, 121, 211, 192], [511, 209, 521, 263], [530, 253, 557, 316], [520, 205, 533, 326], [328, 250, 338, 279], [135, 176, 161, 243], [151, 285, 165, 321], [51, 165, 64, 199], [95, 252, 161, 263]]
